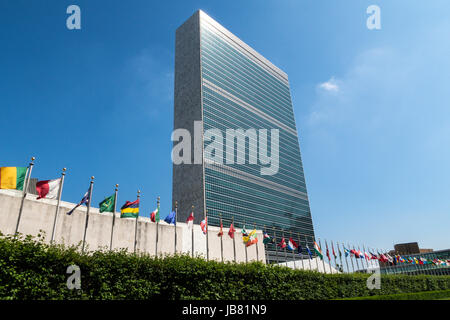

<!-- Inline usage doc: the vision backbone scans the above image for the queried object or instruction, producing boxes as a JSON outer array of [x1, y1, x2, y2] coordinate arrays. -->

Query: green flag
[[99, 194, 115, 213]]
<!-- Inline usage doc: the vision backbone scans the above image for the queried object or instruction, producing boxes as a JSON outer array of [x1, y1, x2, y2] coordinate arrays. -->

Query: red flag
[[332, 243, 337, 259], [278, 237, 287, 249], [36, 179, 61, 200], [228, 223, 236, 238], [218, 219, 223, 237], [186, 211, 194, 230], [326, 243, 331, 260]]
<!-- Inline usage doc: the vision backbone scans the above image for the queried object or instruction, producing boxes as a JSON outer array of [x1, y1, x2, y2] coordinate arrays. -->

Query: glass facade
[[198, 14, 315, 263]]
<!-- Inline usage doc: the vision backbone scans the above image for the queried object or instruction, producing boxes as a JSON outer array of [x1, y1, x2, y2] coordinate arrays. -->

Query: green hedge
[[340, 289, 450, 300], [1, 233, 449, 300]]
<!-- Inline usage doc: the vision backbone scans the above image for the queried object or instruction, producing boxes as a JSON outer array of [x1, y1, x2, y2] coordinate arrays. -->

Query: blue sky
[[1, 1, 449, 251]]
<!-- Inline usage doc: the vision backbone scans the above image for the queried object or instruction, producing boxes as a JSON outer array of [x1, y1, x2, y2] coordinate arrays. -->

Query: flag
[[326, 242, 331, 260], [278, 237, 287, 249], [298, 242, 303, 254], [0, 167, 27, 190], [332, 243, 337, 259], [186, 211, 194, 230], [99, 194, 115, 213], [242, 226, 249, 243], [228, 222, 236, 238], [287, 238, 298, 251], [263, 232, 274, 244], [246, 229, 258, 247], [306, 244, 313, 259], [150, 206, 160, 223], [36, 178, 61, 200], [314, 242, 323, 260], [386, 253, 394, 263], [344, 247, 351, 257], [120, 199, 139, 218], [67, 188, 91, 215], [164, 211, 176, 225], [217, 219, 223, 237], [200, 217, 207, 235], [364, 252, 370, 261]]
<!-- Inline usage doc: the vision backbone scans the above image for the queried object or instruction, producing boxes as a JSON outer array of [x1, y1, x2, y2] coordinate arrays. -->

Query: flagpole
[[273, 226, 279, 264], [290, 231, 296, 269], [174, 201, 178, 255], [363, 244, 370, 272], [244, 219, 248, 263], [232, 216, 236, 262], [109, 184, 118, 251], [333, 240, 340, 273], [50, 168, 66, 244], [81, 176, 94, 253], [341, 243, 349, 273], [155, 196, 160, 256], [305, 235, 312, 271], [348, 243, 356, 273], [220, 214, 224, 263], [263, 225, 268, 264], [15, 156, 35, 236], [353, 244, 360, 272], [254, 223, 259, 262], [191, 205, 194, 258], [359, 244, 367, 272], [282, 230, 287, 265], [133, 190, 140, 254], [205, 209, 209, 261], [318, 238, 326, 273], [331, 240, 336, 272], [297, 233, 304, 270], [326, 239, 332, 274]]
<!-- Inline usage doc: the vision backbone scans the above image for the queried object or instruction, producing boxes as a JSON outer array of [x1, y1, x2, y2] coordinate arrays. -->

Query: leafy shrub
[[1, 233, 449, 300]]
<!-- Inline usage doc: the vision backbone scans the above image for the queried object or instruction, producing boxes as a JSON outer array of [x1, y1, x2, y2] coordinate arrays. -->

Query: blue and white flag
[[67, 189, 90, 215], [305, 245, 313, 259], [164, 211, 176, 225]]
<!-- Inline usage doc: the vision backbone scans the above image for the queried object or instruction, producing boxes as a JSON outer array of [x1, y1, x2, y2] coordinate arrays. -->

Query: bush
[[1, 233, 449, 300]]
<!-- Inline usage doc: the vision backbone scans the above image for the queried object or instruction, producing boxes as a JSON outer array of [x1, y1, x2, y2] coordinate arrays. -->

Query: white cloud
[[318, 77, 339, 92]]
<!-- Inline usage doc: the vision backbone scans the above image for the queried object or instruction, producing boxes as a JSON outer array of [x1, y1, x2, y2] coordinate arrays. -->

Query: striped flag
[[314, 241, 323, 260], [0, 167, 27, 191], [120, 198, 139, 218], [287, 238, 298, 251], [245, 229, 258, 247]]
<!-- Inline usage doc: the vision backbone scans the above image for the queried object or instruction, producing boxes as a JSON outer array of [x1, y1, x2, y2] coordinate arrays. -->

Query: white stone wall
[[0, 190, 265, 263], [279, 258, 341, 274]]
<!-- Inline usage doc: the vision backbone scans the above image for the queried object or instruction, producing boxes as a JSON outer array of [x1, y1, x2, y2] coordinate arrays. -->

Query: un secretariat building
[[172, 10, 315, 262]]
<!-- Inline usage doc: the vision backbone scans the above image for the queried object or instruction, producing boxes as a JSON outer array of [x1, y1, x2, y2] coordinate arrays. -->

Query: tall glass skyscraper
[[173, 10, 315, 262]]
